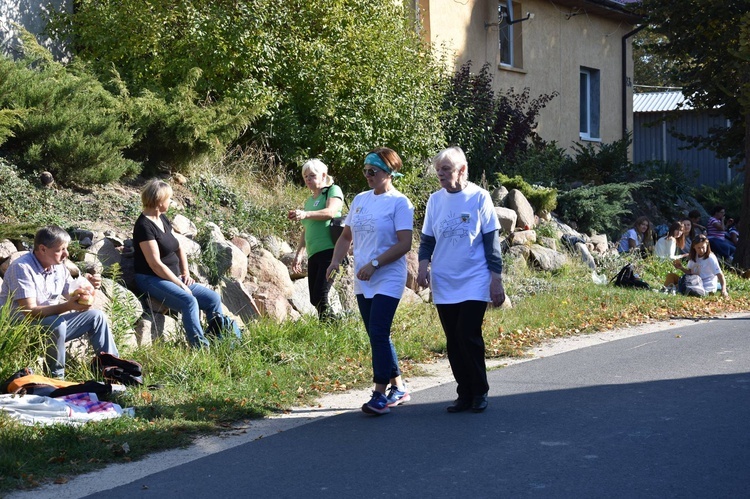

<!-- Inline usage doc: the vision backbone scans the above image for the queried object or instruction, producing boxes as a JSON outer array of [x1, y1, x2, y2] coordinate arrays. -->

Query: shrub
[[503, 141, 569, 187], [49, 1, 446, 193], [560, 137, 635, 185], [496, 173, 557, 213], [0, 30, 140, 185], [556, 181, 648, 237], [692, 178, 744, 220], [441, 62, 558, 184]]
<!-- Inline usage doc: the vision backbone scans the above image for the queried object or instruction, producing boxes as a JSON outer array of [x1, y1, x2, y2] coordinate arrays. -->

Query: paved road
[[93, 317, 750, 498]]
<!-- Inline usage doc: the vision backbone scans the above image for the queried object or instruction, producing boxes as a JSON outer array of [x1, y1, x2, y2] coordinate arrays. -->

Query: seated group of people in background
[[618, 206, 733, 297]]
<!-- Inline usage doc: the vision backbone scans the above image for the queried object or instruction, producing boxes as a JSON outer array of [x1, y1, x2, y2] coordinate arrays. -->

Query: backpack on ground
[[611, 264, 650, 289], [91, 352, 144, 386], [678, 274, 707, 297]]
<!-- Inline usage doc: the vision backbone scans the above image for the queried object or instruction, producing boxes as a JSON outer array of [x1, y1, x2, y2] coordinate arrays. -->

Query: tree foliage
[[635, 0, 750, 266], [441, 61, 557, 183], [47, 0, 446, 189], [0, 30, 140, 185]]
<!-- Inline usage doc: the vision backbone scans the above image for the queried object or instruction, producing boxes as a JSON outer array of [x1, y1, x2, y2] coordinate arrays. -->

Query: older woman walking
[[417, 146, 506, 413], [288, 159, 344, 319], [326, 147, 414, 415]]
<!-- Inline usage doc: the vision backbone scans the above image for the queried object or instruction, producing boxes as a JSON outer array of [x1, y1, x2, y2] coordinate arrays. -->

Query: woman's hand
[[85, 273, 102, 290], [490, 272, 506, 307], [356, 262, 376, 281], [288, 209, 306, 221], [181, 273, 195, 287], [417, 261, 430, 288], [325, 263, 340, 282]]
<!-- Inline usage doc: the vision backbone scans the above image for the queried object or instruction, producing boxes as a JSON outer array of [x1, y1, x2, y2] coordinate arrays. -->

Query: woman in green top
[[288, 159, 344, 318]]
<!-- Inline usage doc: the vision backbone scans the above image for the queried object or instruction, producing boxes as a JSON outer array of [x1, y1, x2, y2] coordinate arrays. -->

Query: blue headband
[[364, 153, 403, 178]]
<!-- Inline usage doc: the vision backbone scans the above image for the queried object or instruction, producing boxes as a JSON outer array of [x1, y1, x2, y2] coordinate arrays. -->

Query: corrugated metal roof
[[633, 91, 693, 113]]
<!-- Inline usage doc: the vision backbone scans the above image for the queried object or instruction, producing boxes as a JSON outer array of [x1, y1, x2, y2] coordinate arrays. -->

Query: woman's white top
[[687, 253, 721, 293], [421, 182, 500, 304], [654, 236, 676, 259], [346, 188, 414, 299]]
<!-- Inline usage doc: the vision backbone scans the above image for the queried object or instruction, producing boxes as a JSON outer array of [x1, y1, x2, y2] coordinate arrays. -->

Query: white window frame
[[499, 1, 513, 67], [580, 67, 601, 141]]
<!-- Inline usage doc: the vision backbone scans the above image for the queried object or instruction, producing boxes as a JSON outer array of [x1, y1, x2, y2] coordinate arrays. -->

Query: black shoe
[[472, 393, 488, 412], [446, 398, 472, 413]]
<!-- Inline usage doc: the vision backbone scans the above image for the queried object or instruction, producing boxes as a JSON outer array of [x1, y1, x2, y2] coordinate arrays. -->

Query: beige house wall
[[421, 0, 636, 151]]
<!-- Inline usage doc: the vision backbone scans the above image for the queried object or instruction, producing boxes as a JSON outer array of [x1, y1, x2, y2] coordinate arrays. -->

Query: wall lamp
[[485, 11, 534, 29]]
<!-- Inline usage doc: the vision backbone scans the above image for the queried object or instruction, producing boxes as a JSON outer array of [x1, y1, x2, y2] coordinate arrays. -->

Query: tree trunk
[[735, 112, 750, 269]]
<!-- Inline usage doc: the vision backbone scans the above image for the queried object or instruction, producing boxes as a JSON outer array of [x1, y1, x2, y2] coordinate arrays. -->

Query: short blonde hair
[[141, 179, 173, 209], [301, 159, 334, 186]]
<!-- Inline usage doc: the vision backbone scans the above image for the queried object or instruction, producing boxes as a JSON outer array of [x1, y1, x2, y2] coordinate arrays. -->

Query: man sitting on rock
[[0, 226, 118, 379]]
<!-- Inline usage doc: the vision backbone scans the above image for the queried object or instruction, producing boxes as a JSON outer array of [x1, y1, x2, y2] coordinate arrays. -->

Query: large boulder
[[506, 189, 536, 229], [0, 239, 17, 261], [576, 242, 597, 270], [528, 244, 568, 271], [491, 186, 508, 206], [218, 279, 260, 324], [0, 250, 26, 276], [510, 230, 536, 246], [253, 282, 291, 322], [495, 207, 517, 234], [247, 247, 294, 297], [290, 278, 317, 316], [171, 214, 198, 237], [86, 237, 121, 271], [261, 235, 293, 259]]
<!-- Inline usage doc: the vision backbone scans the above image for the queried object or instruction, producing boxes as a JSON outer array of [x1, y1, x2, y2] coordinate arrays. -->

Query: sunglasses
[[363, 168, 379, 177], [695, 235, 708, 242]]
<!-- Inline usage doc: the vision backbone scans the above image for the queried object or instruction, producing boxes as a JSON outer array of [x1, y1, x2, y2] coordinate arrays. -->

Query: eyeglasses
[[363, 168, 379, 177]]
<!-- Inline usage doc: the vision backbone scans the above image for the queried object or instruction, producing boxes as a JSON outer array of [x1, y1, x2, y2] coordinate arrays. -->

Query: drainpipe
[[622, 24, 646, 138]]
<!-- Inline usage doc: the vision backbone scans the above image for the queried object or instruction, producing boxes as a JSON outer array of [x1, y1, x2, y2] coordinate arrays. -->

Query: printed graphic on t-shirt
[[439, 211, 471, 243], [352, 211, 375, 233]]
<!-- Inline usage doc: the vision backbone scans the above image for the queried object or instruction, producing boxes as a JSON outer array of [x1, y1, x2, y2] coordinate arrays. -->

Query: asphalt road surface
[[83, 316, 750, 498]]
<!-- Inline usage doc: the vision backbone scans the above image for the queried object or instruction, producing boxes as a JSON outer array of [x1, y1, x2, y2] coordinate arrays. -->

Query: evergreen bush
[[0, 30, 140, 185], [496, 173, 557, 213], [556, 181, 648, 238]]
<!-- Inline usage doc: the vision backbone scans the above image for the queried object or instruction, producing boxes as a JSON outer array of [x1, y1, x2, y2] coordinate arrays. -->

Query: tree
[[48, 0, 446, 188], [631, 29, 681, 89], [636, 1, 750, 267]]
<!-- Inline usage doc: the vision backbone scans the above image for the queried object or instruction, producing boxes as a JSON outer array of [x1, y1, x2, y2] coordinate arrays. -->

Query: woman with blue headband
[[417, 146, 506, 413], [326, 147, 414, 415]]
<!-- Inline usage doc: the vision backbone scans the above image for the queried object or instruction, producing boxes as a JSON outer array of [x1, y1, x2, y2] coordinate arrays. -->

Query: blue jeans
[[356, 294, 401, 385], [708, 237, 735, 261], [135, 274, 223, 347], [40, 309, 118, 378]]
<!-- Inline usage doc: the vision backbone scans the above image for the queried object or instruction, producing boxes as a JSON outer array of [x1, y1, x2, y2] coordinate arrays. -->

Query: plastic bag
[[68, 276, 95, 305]]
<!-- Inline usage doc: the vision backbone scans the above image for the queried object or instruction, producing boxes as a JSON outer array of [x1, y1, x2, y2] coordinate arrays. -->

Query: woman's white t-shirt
[[345, 188, 414, 299], [421, 182, 500, 304], [687, 253, 721, 293], [618, 228, 641, 253]]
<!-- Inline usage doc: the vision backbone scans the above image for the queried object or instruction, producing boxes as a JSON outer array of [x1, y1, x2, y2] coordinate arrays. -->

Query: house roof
[[633, 91, 693, 113], [548, 0, 643, 24]]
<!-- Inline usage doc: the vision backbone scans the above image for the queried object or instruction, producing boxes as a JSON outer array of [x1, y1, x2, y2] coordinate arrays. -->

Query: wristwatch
[[371, 259, 380, 269]]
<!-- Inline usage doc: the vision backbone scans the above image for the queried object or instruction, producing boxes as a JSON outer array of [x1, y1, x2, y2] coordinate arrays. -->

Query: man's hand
[[85, 273, 102, 290]]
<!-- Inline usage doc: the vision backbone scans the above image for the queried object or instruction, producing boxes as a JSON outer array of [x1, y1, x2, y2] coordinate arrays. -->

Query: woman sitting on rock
[[133, 179, 238, 346]]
